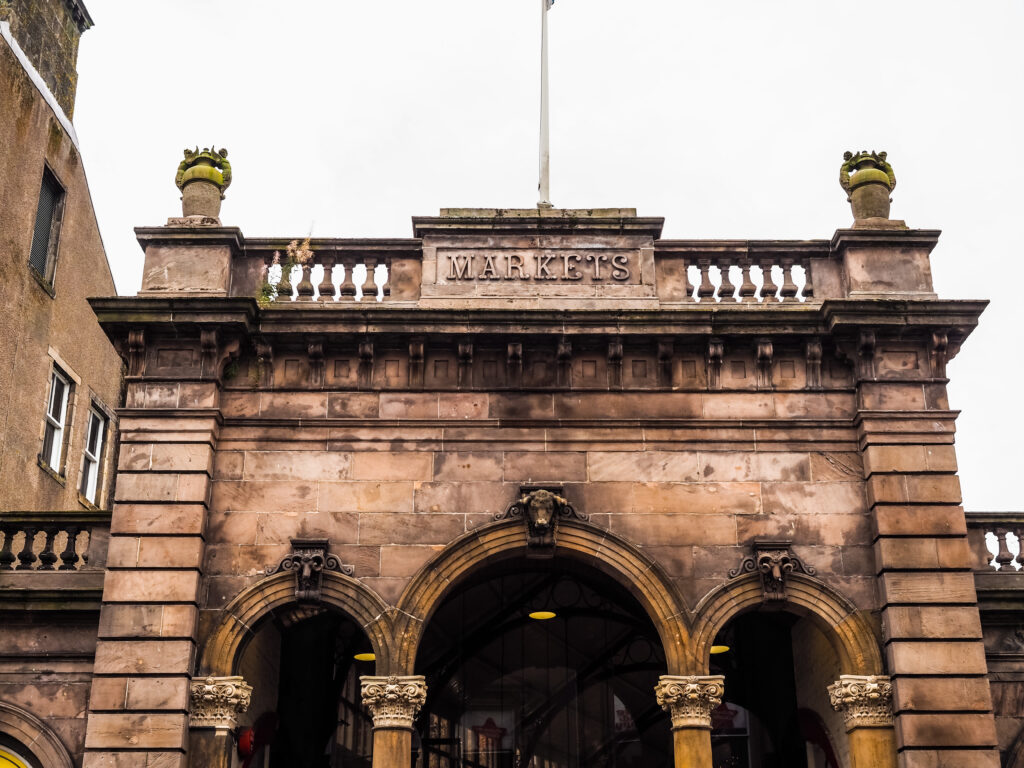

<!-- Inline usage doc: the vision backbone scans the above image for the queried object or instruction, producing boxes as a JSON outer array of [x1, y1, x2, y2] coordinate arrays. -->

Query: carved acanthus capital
[[654, 675, 725, 730], [361, 675, 427, 730], [189, 676, 252, 729], [828, 675, 893, 729]]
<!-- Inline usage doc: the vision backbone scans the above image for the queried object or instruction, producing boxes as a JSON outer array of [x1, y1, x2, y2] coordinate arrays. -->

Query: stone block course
[[892, 677, 993, 712], [882, 606, 983, 640], [874, 537, 972, 571], [93, 641, 194, 676], [83, 713, 188, 750], [101, 571, 201, 604], [879, 572, 977, 604], [894, 713, 998, 748], [886, 641, 989, 675]]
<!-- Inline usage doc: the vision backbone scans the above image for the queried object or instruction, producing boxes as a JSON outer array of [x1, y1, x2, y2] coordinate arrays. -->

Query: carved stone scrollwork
[[828, 675, 894, 730], [268, 538, 354, 601], [755, 338, 773, 390], [360, 675, 427, 730], [189, 676, 252, 729], [654, 675, 725, 730], [495, 487, 589, 556], [127, 329, 146, 376], [728, 540, 816, 601], [707, 338, 723, 390]]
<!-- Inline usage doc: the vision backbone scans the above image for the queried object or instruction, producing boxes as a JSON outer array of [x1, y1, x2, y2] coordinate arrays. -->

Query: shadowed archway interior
[[415, 558, 672, 768]]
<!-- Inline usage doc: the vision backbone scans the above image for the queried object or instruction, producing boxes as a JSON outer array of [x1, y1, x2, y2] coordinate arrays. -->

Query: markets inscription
[[440, 249, 639, 284]]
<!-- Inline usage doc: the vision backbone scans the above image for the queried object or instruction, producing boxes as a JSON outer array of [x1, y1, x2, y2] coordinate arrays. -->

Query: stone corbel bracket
[[494, 486, 590, 557], [655, 675, 725, 730], [189, 676, 252, 729], [268, 538, 354, 601], [361, 675, 427, 730], [828, 675, 894, 730], [728, 539, 816, 601]]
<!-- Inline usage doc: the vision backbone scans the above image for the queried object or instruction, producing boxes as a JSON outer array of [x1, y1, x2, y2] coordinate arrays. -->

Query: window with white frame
[[79, 406, 107, 504], [41, 367, 71, 472]]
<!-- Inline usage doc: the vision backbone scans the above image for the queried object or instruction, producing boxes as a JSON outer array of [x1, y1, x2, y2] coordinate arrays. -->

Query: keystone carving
[[495, 487, 589, 555], [655, 675, 725, 730], [189, 676, 252, 729], [361, 675, 427, 730], [728, 540, 816, 601], [828, 675, 894, 729], [269, 538, 354, 601]]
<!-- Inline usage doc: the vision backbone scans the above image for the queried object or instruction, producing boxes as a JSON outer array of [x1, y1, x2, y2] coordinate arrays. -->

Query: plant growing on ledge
[[257, 237, 314, 308]]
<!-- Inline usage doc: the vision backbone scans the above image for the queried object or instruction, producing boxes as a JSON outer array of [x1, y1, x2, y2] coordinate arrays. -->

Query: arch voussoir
[[391, 518, 692, 675], [691, 572, 883, 676]]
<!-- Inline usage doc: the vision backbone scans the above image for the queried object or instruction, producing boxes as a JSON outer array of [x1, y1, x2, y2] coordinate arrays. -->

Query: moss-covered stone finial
[[175, 146, 231, 221], [839, 150, 897, 223]]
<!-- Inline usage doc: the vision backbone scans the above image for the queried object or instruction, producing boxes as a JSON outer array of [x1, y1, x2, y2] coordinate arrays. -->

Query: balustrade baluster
[[15, 526, 38, 570], [296, 262, 315, 301], [277, 263, 294, 299], [779, 257, 799, 302], [361, 258, 379, 301], [696, 259, 715, 302], [995, 528, 1017, 571], [1015, 528, 1024, 570], [800, 257, 814, 299], [718, 259, 736, 302], [379, 259, 391, 298], [737, 260, 757, 303], [0, 525, 15, 570], [59, 526, 82, 570], [759, 259, 778, 302], [339, 257, 357, 298], [317, 255, 337, 301], [37, 527, 58, 570]]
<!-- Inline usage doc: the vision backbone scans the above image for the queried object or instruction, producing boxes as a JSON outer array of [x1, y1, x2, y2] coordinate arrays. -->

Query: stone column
[[828, 675, 897, 768], [187, 676, 252, 768], [361, 675, 427, 768], [655, 675, 724, 768]]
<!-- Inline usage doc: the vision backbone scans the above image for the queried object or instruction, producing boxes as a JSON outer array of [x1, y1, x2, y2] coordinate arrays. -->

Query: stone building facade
[[0, 14, 1022, 767], [26, 146, 1006, 768], [0, 2, 122, 766]]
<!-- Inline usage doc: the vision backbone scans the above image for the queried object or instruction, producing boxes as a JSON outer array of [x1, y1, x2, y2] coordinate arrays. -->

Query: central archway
[[414, 557, 673, 768]]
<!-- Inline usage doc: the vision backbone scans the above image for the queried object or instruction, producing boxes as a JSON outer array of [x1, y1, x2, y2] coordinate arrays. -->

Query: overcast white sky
[[73, 0, 1023, 510]]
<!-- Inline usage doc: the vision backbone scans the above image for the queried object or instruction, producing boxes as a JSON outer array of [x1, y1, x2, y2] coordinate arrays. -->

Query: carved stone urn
[[175, 146, 231, 220], [839, 150, 896, 221]]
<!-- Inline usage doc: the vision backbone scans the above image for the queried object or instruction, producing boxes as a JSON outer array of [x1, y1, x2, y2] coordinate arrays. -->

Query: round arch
[[691, 572, 884, 675], [0, 702, 73, 768], [390, 518, 692, 674], [198, 571, 394, 676]]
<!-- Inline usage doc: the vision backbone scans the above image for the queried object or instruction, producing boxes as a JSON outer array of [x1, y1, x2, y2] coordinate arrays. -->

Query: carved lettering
[[442, 251, 638, 283], [507, 253, 529, 279], [479, 254, 500, 280], [448, 254, 475, 280], [611, 253, 630, 281], [561, 253, 583, 280], [534, 253, 557, 280]]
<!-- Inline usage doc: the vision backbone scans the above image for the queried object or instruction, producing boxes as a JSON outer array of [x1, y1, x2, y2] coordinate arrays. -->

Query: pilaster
[[859, 378, 999, 766], [82, 376, 221, 768]]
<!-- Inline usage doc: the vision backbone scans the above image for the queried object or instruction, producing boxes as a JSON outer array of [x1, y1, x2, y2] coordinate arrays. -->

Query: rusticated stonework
[[360, 675, 427, 730], [654, 675, 725, 730], [828, 675, 894, 729], [189, 676, 253, 729]]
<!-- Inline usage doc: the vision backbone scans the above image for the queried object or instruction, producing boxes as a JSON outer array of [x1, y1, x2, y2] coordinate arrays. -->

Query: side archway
[[0, 701, 74, 768], [691, 571, 884, 675], [391, 518, 692, 674], [198, 570, 394, 677]]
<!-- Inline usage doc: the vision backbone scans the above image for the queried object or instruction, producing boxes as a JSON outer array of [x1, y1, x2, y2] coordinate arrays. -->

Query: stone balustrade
[[967, 513, 1024, 572], [0, 511, 107, 571], [266, 252, 391, 303]]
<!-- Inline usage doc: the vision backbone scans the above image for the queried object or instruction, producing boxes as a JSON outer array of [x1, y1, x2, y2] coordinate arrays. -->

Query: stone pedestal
[[361, 675, 427, 768], [655, 675, 724, 768]]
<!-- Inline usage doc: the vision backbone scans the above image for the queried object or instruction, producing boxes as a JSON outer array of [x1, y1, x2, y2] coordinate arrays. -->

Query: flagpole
[[538, 0, 553, 208]]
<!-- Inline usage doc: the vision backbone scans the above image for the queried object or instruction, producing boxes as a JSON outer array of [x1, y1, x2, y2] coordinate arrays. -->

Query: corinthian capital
[[654, 675, 725, 730], [828, 675, 894, 729], [189, 675, 252, 729], [361, 675, 427, 729]]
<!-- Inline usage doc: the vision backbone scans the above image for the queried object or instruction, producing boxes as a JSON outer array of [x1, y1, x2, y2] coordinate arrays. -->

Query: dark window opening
[[29, 166, 66, 283]]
